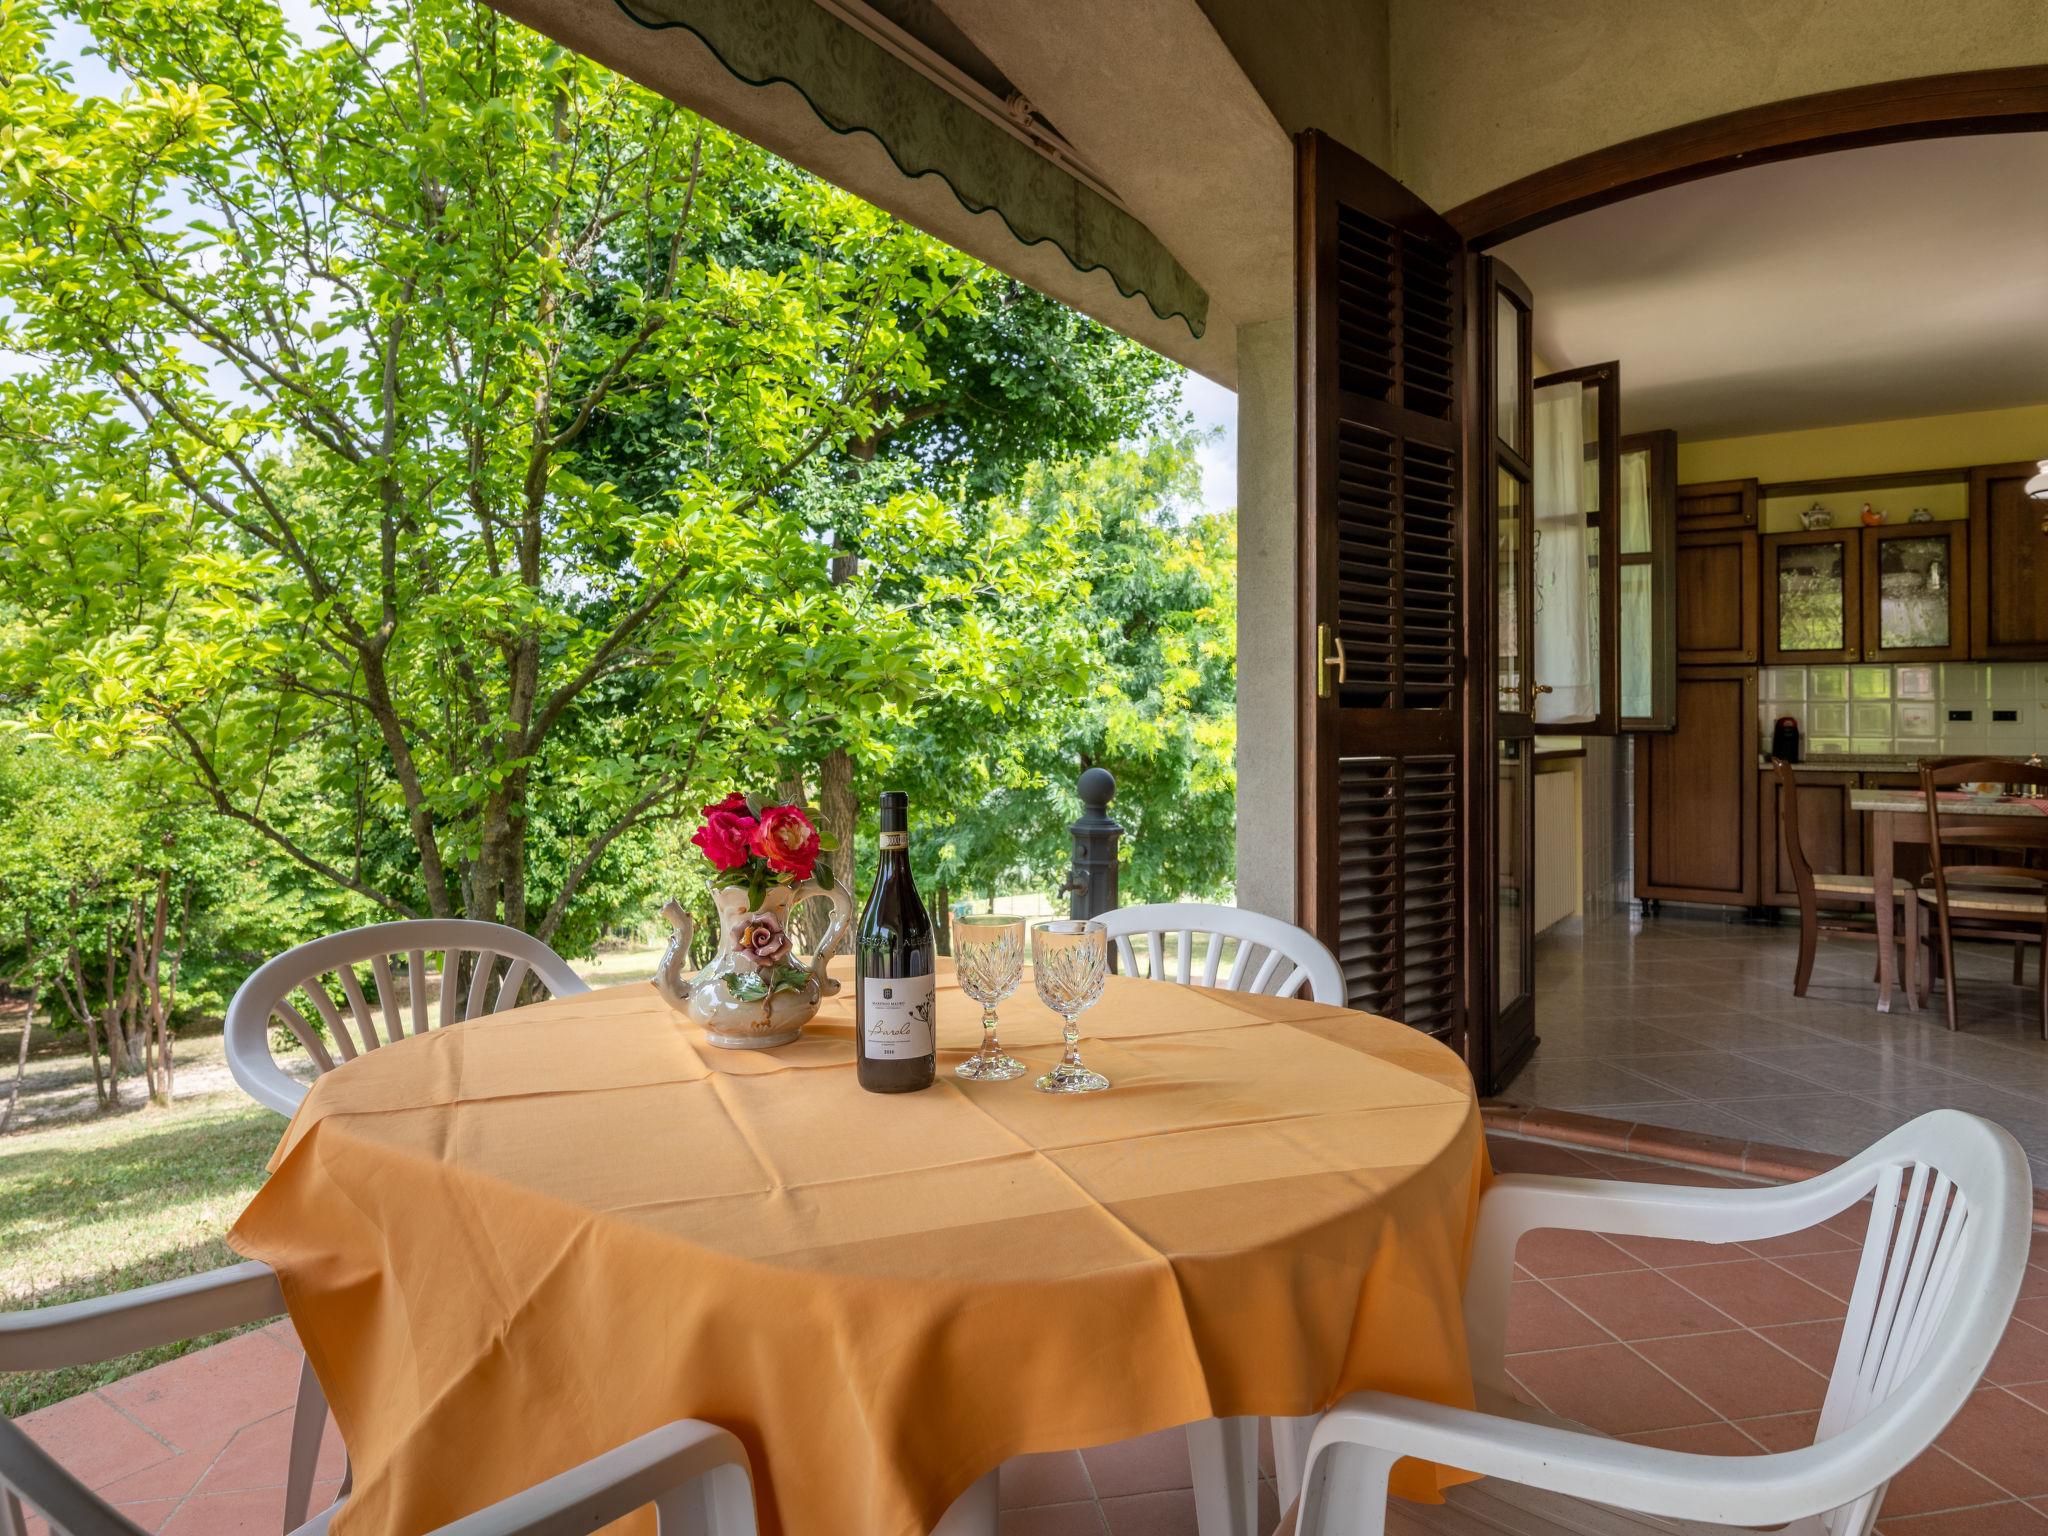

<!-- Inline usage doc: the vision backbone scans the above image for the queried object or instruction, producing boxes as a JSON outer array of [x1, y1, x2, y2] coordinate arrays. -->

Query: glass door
[[1483, 258, 1535, 1080]]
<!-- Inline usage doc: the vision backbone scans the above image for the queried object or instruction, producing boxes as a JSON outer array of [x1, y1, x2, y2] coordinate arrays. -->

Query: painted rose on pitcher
[[732, 910, 793, 969], [653, 793, 852, 1051]]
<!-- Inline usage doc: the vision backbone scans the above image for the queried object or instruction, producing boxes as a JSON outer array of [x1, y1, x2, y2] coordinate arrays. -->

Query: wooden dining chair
[[225, 919, 592, 1116], [1771, 761, 1919, 1005], [1915, 757, 2048, 1037], [0, 1263, 758, 1536], [1096, 901, 1345, 1004]]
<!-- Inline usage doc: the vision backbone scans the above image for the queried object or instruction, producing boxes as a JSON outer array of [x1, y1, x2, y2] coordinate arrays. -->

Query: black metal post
[[1065, 767, 1122, 920]]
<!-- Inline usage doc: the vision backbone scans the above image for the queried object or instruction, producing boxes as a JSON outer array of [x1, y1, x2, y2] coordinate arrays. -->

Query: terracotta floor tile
[[1547, 1268, 1739, 1341], [1001, 1452, 1094, 1510], [196, 1408, 346, 1494], [1511, 1228, 1643, 1279], [1505, 1343, 1715, 1436], [1079, 1428, 1190, 1500], [1098, 1489, 1199, 1536], [1877, 1447, 2014, 1519], [999, 1501, 1108, 1536], [1618, 1421, 1762, 1455], [1754, 1319, 1847, 1374], [97, 1438, 230, 1503], [1733, 1410, 1819, 1452], [2015, 1295, 2048, 1332], [1985, 1319, 2048, 1387], [1633, 1331, 1829, 1419], [102, 1332, 302, 1451], [1485, 1137, 1605, 1176], [17, 1391, 173, 1491], [1668, 1258, 1847, 1326], [158, 1487, 288, 1536], [2010, 1381, 2048, 1412], [1743, 1223, 1860, 1260], [1877, 1502, 2048, 1535], [1504, 1281, 1608, 1352], [1606, 1231, 1737, 1268], [108, 1499, 179, 1534], [1937, 1387, 2048, 1496], [1771, 1248, 1867, 1302]]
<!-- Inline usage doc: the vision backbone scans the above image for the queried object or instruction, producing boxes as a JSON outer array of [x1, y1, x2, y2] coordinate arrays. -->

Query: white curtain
[[1619, 448, 1653, 720], [1533, 380, 1595, 725]]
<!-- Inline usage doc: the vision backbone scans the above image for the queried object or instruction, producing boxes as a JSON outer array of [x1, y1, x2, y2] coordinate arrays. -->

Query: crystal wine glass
[[953, 913, 1027, 1081], [1030, 919, 1110, 1094]]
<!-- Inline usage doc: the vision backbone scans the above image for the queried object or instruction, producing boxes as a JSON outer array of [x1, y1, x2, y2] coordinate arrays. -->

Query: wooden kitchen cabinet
[[1676, 477, 1758, 531], [1758, 769, 1861, 907], [1968, 461, 2048, 659], [1635, 667, 1758, 904], [1675, 529, 1759, 664], [1762, 528, 1861, 666], [1861, 522, 1968, 663]]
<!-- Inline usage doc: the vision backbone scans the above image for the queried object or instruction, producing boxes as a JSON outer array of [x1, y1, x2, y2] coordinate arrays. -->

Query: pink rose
[[751, 805, 820, 880], [732, 911, 791, 968], [691, 809, 756, 871], [701, 792, 752, 818]]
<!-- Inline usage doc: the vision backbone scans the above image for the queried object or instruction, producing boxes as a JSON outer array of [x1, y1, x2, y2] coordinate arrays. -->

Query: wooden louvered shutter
[[1296, 131, 1469, 1054]]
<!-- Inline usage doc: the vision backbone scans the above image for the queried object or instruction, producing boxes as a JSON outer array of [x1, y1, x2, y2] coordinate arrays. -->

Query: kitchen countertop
[[1758, 754, 1932, 774]]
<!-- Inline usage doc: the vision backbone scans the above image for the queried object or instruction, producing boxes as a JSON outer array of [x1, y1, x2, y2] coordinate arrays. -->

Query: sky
[[1182, 371, 1238, 516]]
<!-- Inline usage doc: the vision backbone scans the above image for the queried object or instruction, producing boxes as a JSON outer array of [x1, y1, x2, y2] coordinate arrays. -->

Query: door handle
[[1317, 624, 1348, 698], [1533, 683, 1554, 695]]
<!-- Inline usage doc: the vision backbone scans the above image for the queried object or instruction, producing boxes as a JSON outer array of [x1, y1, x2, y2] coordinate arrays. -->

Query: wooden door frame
[[1446, 66, 2048, 248]]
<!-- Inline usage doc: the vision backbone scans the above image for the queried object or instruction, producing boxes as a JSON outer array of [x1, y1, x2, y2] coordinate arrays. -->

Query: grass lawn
[[0, 1048, 281, 1415], [0, 942, 663, 1416]]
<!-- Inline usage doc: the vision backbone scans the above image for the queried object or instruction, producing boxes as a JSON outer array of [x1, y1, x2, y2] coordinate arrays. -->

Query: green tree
[[0, 0, 1178, 948], [899, 433, 1239, 910]]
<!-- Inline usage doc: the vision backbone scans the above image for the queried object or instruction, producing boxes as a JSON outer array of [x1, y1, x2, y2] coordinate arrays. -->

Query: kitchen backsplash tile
[[1760, 662, 2048, 756]]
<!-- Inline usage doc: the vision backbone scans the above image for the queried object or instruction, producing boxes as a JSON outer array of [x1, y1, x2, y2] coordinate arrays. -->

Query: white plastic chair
[[1094, 903, 1342, 1536], [1096, 902, 1345, 1005], [1289, 1110, 2033, 1536], [226, 920, 592, 1116], [0, 1261, 755, 1536]]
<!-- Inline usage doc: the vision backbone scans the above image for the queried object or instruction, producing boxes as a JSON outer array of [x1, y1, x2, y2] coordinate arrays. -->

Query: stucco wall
[[1196, 0, 1392, 163], [1387, 0, 2048, 213]]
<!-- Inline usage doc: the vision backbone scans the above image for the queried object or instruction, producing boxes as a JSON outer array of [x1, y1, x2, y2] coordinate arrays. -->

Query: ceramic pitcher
[[653, 879, 852, 1049]]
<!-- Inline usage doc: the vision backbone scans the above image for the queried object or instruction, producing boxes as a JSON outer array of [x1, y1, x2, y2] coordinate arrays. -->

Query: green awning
[[607, 0, 1209, 338]]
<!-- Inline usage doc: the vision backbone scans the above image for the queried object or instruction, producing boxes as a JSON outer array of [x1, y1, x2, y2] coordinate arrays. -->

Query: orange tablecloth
[[230, 961, 1490, 1536]]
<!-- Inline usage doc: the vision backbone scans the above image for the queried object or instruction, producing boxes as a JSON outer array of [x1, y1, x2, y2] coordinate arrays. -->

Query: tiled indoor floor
[[1507, 908, 2048, 1175], [19, 1134, 2048, 1536]]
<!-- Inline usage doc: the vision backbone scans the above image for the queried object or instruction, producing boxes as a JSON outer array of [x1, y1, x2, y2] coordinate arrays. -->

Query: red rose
[[701, 792, 752, 818], [690, 809, 756, 871], [751, 805, 820, 879]]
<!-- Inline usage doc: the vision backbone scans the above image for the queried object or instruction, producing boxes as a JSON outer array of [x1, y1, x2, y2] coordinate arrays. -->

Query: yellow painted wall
[[1678, 402, 2048, 485], [1385, 0, 2048, 213]]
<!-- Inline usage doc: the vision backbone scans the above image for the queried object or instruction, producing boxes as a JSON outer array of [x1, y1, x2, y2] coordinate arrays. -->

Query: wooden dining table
[[1853, 789, 2048, 1012], [229, 958, 1491, 1536]]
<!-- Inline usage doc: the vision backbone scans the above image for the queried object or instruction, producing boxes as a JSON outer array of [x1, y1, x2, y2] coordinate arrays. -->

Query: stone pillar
[[1233, 313, 1299, 923]]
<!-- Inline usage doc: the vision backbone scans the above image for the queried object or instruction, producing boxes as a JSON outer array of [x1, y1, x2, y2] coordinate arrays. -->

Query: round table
[[231, 958, 1489, 1536]]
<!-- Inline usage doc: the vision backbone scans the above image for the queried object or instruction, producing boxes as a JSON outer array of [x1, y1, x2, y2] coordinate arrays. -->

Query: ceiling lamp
[[2027, 459, 2048, 500]]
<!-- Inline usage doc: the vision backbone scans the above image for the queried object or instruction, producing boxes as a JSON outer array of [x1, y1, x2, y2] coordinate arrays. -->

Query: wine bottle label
[[879, 830, 907, 849], [862, 974, 935, 1058]]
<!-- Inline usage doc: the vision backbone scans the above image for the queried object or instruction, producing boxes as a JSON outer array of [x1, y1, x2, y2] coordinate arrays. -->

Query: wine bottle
[[855, 790, 936, 1093]]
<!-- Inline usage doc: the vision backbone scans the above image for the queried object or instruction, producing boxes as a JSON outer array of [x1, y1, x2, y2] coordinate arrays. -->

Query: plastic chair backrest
[[225, 919, 592, 1116], [1094, 902, 1346, 1005]]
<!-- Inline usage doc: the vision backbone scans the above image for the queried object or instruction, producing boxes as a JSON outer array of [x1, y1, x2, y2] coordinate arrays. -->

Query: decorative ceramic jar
[[652, 791, 851, 1050], [655, 881, 851, 1049]]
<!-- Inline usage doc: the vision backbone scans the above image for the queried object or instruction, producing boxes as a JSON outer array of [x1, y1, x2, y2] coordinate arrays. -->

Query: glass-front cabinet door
[[1762, 528, 1861, 666], [1617, 430, 1676, 730], [1861, 523, 1969, 662]]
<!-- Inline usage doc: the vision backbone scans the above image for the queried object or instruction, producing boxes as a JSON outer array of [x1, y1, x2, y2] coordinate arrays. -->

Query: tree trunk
[[934, 881, 951, 957], [66, 940, 108, 1108], [1, 981, 33, 1135], [162, 883, 194, 1095], [138, 872, 172, 1105]]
